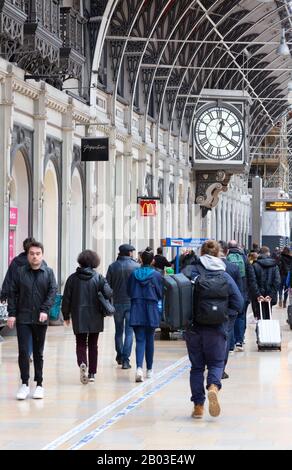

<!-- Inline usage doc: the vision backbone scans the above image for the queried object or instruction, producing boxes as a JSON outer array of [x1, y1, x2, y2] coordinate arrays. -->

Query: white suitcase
[[256, 301, 281, 351]]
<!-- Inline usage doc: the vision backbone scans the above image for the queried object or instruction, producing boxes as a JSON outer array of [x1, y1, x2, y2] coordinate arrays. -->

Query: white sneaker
[[146, 369, 153, 379], [80, 363, 88, 384], [135, 367, 144, 382], [16, 384, 30, 400], [33, 386, 44, 399]]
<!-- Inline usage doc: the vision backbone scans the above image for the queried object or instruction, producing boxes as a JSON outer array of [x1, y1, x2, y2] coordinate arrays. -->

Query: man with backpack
[[185, 240, 243, 420], [227, 240, 250, 351]]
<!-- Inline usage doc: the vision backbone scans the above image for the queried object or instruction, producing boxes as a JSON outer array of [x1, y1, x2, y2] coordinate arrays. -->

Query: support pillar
[[252, 176, 262, 248]]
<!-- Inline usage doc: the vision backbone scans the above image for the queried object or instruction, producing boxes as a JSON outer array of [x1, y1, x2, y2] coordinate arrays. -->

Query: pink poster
[[9, 230, 16, 264], [9, 207, 18, 226]]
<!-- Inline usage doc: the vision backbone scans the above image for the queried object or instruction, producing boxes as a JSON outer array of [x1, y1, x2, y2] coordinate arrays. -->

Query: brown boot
[[192, 404, 204, 419], [208, 384, 221, 417], [279, 300, 283, 308], [283, 301, 287, 309]]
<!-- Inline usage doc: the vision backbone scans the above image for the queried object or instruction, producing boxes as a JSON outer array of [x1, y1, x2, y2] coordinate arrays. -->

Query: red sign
[[140, 199, 157, 217], [9, 207, 18, 226], [9, 230, 16, 264]]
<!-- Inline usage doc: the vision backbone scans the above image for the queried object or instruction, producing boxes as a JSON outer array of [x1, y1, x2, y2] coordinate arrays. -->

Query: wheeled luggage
[[256, 300, 281, 351], [162, 274, 192, 330]]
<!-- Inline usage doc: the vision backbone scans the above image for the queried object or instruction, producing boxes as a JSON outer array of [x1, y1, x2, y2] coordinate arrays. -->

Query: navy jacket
[[127, 266, 163, 328], [191, 261, 244, 318], [106, 256, 140, 304], [222, 258, 244, 316]]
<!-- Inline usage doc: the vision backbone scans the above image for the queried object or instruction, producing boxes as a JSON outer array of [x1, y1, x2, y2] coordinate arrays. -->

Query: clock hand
[[218, 131, 234, 145], [218, 119, 224, 134]]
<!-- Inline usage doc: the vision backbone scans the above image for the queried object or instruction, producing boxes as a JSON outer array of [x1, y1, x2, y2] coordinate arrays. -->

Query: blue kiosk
[[161, 237, 209, 273]]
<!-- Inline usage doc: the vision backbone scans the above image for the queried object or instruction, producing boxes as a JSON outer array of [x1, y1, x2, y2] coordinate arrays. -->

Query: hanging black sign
[[81, 137, 109, 161]]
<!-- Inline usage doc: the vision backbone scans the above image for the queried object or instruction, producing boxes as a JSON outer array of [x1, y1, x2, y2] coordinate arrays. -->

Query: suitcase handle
[[258, 299, 272, 320]]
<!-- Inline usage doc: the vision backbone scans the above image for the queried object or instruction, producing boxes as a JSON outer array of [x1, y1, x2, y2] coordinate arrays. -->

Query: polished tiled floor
[[1, 306, 292, 450]]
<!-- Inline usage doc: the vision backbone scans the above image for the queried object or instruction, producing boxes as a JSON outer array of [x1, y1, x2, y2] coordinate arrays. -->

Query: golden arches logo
[[140, 200, 156, 216]]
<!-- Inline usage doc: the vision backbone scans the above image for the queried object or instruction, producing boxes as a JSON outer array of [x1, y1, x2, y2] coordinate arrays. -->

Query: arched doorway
[[43, 161, 59, 280], [69, 169, 83, 273], [10, 150, 30, 261]]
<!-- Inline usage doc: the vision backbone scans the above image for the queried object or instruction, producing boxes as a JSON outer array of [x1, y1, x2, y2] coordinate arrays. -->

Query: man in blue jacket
[[185, 240, 243, 420], [106, 244, 140, 369]]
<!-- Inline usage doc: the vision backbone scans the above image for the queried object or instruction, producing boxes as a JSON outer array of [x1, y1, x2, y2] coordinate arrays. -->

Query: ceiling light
[[277, 29, 290, 56]]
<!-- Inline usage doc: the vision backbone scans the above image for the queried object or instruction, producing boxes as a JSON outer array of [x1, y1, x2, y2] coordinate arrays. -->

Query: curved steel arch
[[92, 0, 292, 161], [181, 2, 290, 154]]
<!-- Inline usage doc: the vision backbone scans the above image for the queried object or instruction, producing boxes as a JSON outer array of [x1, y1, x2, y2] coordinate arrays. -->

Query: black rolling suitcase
[[162, 274, 192, 330], [287, 305, 292, 330]]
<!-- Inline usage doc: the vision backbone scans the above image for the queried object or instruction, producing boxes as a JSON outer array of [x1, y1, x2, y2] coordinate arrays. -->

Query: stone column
[[137, 145, 147, 249], [251, 176, 262, 247], [0, 66, 14, 281], [60, 100, 74, 288], [32, 82, 47, 242], [95, 126, 116, 273]]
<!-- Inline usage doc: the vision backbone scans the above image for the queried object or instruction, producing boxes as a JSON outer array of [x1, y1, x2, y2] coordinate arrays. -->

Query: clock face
[[194, 105, 244, 160]]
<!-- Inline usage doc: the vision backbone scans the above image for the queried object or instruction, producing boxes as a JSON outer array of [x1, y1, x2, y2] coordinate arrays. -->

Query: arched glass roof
[[93, 0, 292, 158]]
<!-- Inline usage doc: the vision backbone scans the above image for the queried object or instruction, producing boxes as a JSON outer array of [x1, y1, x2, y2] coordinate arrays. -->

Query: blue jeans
[[234, 301, 248, 344], [114, 304, 133, 362], [224, 316, 237, 366], [133, 326, 156, 369], [185, 327, 226, 405]]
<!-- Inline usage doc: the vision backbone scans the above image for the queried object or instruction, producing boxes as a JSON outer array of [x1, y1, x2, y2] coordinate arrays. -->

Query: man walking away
[[219, 241, 243, 378], [153, 247, 171, 273], [7, 242, 57, 400], [227, 240, 249, 351], [249, 246, 280, 320], [185, 241, 243, 419], [106, 244, 140, 369]]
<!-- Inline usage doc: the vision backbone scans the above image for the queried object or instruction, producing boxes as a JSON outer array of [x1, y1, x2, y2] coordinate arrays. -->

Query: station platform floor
[[1, 306, 292, 451]]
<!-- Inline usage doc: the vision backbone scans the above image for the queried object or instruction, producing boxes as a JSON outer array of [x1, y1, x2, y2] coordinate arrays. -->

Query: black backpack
[[193, 266, 229, 325]]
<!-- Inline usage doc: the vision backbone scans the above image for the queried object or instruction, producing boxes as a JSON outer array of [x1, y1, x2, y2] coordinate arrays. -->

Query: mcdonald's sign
[[140, 199, 157, 217]]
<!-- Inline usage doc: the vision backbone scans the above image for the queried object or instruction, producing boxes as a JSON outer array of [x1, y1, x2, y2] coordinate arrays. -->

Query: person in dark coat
[[219, 241, 243, 378], [1, 237, 36, 359], [249, 246, 281, 320], [185, 240, 243, 419], [153, 247, 171, 272], [7, 241, 57, 400], [1, 237, 36, 302], [278, 247, 292, 308], [227, 240, 250, 351], [127, 251, 163, 382], [62, 250, 112, 384], [106, 244, 140, 369]]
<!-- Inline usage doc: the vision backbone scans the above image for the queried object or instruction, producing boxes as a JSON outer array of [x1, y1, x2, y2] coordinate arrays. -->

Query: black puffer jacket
[[249, 255, 281, 305], [8, 262, 57, 324], [62, 268, 113, 334], [1, 252, 28, 302]]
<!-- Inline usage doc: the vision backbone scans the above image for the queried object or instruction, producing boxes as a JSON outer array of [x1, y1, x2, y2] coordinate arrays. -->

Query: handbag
[[0, 303, 8, 323], [97, 291, 115, 317]]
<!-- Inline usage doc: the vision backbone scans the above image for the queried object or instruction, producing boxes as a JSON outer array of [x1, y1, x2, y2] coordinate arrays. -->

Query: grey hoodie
[[199, 255, 226, 272]]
